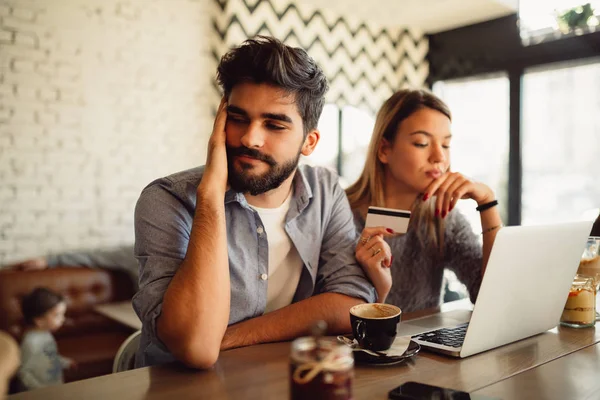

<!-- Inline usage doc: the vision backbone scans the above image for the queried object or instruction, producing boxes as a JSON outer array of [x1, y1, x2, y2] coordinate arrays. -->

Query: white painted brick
[[0, 29, 12, 43], [15, 212, 37, 225], [0, 136, 12, 148], [0, 240, 17, 253], [0, 186, 16, 201], [3, 224, 40, 239], [1, 44, 45, 61], [0, 84, 14, 97], [57, 109, 81, 126], [15, 32, 38, 48], [10, 108, 35, 124], [0, 107, 13, 122], [57, 63, 79, 80], [15, 86, 36, 101], [34, 109, 58, 125], [57, 88, 82, 104], [12, 135, 38, 149], [0, 4, 10, 17], [1, 16, 34, 32], [11, 58, 35, 73], [0, 212, 16, 226], [35, 61, 55, 77], [38, 88, 59, 102], [12, 8, 36, 22], [15, 239, 43, 254]]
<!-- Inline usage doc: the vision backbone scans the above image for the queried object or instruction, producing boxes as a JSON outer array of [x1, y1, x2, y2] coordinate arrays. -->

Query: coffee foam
[[351, 304, 401, 319]]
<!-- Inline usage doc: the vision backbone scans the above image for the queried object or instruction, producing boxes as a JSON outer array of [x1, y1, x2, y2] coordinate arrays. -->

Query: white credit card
[[365, 206, 411, 234]]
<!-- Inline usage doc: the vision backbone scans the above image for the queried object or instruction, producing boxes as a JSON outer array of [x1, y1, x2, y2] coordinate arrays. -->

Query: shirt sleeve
[[314, 179, 377, 303], [443, 211, 484, 303], [131, 182, 193, 353]]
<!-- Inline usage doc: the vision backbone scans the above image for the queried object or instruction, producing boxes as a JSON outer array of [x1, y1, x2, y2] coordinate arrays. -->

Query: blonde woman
[[346, 89, 503, 310]]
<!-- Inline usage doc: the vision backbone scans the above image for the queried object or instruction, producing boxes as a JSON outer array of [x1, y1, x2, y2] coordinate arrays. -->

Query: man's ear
[[300, 129, 320, 156], [377, 137, 392, 165]]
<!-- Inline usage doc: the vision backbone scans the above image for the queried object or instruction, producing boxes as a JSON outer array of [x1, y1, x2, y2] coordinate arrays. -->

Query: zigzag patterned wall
[[211, 0, 429, 113]]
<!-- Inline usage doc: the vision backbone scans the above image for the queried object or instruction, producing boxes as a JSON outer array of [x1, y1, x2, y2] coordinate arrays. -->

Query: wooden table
[[474, 342, 600, 399], [10, 301, 600, 400], [94, 301, 142, 330]]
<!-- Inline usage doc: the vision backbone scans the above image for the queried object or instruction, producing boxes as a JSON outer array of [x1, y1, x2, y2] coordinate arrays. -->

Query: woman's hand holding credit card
[[356, 206, 410, 303]]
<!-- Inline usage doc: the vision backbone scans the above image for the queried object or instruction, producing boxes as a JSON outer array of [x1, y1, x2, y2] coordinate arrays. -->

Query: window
[[433, 75, 510, 233], [521, 60, 600, 225], [302, 104, 375, 188], [301, 104, 339, 172], [340, 105, 375, 187], [519, 0, 600, 44]]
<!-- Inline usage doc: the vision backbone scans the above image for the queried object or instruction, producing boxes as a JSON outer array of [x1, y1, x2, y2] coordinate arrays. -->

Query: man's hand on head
[[199, 98, 229, 196]]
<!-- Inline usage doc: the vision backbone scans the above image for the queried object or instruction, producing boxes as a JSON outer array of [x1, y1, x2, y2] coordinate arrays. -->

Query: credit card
[[365, 206, 411, 234]]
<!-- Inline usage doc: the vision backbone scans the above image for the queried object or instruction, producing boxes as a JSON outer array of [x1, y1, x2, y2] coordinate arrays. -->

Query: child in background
[[16, 288, 75, 391]]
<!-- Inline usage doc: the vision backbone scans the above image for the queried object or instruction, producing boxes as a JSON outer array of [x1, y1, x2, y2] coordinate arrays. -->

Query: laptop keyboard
[[412, 323, 469, 348]]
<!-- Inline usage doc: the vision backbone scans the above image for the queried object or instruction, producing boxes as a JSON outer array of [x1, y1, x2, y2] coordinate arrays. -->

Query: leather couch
[[0, 267, 136, 383]]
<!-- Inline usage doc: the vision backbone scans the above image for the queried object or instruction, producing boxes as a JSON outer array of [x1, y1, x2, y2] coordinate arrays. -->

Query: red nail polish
[[435, 209, 440, 217], [442, 210, 447, 218], [386, 228, 394, 233], [449, 205, 453, 212], [390, 256, 394, 264], [422, 193, 429, 201]]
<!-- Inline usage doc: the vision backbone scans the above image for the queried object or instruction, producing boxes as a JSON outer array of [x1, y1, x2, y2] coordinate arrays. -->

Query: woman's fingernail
[[442, 210, 447, 218], [390, 256, 394, 264], [422, 193, 429, 201], [449, 205, 453, 212], [386, 228, 394, 233], [435, 209, 440, 217]]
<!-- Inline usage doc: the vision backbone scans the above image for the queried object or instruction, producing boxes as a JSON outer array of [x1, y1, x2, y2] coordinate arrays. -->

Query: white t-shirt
[[250, 191, 303, 313]]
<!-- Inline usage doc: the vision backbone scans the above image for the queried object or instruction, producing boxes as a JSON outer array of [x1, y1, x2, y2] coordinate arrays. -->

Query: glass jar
[[578, 236, 600, 320], [290, 337, 354, 400], [560, 274, 596, 328]]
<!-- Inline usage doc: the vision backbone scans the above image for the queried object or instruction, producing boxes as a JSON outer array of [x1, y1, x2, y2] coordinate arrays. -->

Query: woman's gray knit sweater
[[354, 209, 483, 313]]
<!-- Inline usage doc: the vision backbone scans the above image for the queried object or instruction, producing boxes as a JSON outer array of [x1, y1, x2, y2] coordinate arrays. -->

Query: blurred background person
[[15, 288, 75, 392]]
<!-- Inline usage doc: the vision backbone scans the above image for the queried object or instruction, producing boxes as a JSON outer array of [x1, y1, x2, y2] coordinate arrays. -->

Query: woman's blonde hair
[[345, 89, 451, 253]]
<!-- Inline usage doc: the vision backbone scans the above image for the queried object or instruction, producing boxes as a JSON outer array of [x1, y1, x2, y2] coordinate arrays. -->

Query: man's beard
[[226, 145, 302, 196]]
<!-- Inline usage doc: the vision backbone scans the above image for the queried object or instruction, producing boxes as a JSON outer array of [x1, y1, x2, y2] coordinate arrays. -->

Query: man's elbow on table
[[177, 343, 220, 370], [157, 318, 221, 369]]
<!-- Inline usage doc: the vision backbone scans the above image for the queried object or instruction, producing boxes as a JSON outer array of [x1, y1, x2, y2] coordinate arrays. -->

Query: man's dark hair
[[21, 287, 65, 325], [216, 36, 329, 134]]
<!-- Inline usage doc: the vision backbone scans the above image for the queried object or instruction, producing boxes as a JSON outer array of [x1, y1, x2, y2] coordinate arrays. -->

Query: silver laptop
[[399, 220, 594, 358]]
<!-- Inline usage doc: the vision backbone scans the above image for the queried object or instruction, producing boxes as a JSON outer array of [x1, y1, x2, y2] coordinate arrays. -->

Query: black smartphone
[[388, 381, 499, 400]]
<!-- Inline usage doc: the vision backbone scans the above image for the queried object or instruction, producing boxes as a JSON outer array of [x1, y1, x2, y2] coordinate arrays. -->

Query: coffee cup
[[349, 303, 401, 351]]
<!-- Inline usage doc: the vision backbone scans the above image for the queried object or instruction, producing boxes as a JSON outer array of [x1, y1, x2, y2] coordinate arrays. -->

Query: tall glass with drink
[[577, 236, 600, 320]]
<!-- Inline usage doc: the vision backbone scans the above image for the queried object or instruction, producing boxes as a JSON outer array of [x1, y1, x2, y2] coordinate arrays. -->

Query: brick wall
[[0, 0, 218, 264]]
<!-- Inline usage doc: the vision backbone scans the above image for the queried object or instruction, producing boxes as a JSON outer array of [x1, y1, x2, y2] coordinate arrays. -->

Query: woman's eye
[[442, 145, 451, 149], [414, 143, 427, 148]]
